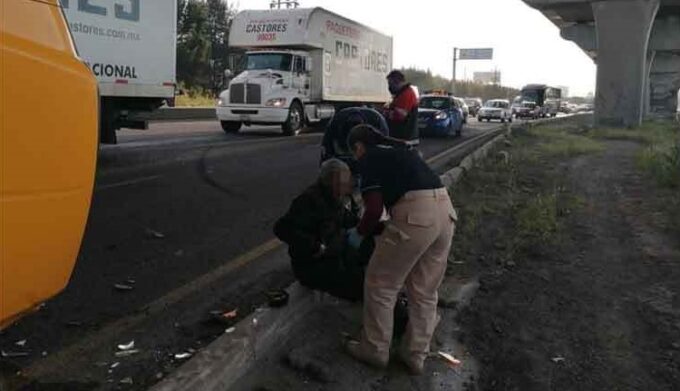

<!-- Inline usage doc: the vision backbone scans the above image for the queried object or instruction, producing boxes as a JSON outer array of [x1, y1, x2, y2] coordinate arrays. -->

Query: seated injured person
[[274, 159, 374, 302]]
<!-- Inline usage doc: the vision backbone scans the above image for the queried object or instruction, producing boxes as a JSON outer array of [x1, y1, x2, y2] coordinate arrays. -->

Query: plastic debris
[[437, 352, 463, 368], [551, 356, 565, 363], [110, 362, 120, 369], [223, 309, 238, 319], [41, 351, 47, 357], [225, 327, 236, 334], [1, 350, 29, 358], [114, 284, 134, 291], [119, 377, 133, 385], [126, 279, 136, 285], [114, 349, 140, 358], [145, 228, 165, 239], [174, 353, 192, 360], [117, 341, 135, 351], [15, 340, 27, 347]]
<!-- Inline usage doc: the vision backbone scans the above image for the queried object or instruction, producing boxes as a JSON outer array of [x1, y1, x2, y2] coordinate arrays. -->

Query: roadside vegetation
[[450, 119, 680, 390], [174, 84, 216, 107]]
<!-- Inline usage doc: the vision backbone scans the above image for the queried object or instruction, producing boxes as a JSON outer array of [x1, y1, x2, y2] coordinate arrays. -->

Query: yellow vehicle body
[[0, 0, 98, 329]]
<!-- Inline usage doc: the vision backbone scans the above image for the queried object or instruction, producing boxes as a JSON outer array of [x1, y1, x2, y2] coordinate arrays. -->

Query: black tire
[[221, 121, 242, 133], [477, 116, 483, 122], [282, 102, 304, 136], [501, 117, 506, 123], [509, 116, 513, 123]]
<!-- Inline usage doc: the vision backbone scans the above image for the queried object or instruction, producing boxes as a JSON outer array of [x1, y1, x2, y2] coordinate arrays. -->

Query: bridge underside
[[524, 0, 680, 127]]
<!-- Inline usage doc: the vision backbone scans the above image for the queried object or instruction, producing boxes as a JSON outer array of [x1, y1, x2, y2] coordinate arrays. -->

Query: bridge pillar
[[592, 0, 660, 127], [649, 52, 680, 117]]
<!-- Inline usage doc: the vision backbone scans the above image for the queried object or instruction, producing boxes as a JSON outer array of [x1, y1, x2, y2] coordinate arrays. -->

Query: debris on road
[[551, 356, 565, 363], [437, 352, 463, 368], [114, 349, 140, 358], [266, 289, 290, 308], [119, 377, 133, 385], [223, 309, 238, 319], [117, 341, 135, 351], [110, 362, 120, 369], [114, 284, 134, 291], [145, 228, 165, 239], [15, 340, 27, 347], [174, 353, 192, 360], [1, 350, 29, 358], [225, 327, 236, 334]]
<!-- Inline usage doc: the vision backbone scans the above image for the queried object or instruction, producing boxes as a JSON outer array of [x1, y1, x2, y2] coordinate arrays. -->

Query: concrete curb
[[152, 114, 588, 391]]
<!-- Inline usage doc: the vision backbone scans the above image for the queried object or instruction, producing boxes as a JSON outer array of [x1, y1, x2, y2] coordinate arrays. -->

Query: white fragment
[[551, 356, 565, 363], [114, 349, 140, 358], [117, 341, 135, 351], [174, 353, 192, 360], [15, 340, 27, 347], [437, 351, 463, 368], [225, 327, 236, 334]]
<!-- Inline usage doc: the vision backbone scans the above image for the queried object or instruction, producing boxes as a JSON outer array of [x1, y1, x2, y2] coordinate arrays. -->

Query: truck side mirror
[[224, 69, 233, 79]]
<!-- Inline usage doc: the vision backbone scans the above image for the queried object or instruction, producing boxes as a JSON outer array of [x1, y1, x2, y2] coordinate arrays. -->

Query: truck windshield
[[246, 53, 293, 71]]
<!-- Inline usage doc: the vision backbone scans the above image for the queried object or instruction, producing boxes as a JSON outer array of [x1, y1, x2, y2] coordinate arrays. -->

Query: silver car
[[478, 99, 513, 123]]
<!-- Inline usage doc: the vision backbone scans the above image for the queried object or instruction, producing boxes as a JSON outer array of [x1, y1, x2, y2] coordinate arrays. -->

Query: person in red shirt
[[385, 70, 420, 145]]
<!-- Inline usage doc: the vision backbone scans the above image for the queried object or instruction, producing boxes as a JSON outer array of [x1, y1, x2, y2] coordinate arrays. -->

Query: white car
[[478, 99, 513, 123]]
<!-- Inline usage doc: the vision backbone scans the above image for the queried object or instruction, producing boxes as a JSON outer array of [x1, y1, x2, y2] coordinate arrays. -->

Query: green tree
[[400, 67, 519, 101]]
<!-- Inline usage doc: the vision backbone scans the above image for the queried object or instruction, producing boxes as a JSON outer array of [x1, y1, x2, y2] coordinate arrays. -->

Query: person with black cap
[[385, 70, 420, 146]]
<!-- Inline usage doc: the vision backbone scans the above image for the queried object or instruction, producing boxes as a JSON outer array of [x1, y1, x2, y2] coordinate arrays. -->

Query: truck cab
[[218, 50, 312, 135]]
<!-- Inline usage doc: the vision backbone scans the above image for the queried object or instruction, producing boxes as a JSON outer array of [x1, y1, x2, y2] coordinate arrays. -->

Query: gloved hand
[[346, 227, 363, 249]]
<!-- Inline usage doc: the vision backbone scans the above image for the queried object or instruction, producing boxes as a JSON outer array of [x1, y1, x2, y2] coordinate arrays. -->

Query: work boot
[[344, 339, 388, 369], [397, 349, 426, 376]]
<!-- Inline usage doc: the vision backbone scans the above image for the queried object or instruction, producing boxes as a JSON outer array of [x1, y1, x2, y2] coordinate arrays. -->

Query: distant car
[[418, 94, 465, 137], [511, 96, 523, 116], [516, 101, 541, 119], [478, 99, 513, 123], [455, 97, 469, 124], [464, 98, 482, 116]]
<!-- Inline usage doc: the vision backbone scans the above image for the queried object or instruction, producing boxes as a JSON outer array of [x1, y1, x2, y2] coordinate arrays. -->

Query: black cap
[[386, 70, 405, 82]]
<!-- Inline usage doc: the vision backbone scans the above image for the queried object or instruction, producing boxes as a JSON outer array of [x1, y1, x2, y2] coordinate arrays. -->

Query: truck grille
[[229, 83, 261, 105], [246, 84, 261, 104], [230, 84, 245, 104]]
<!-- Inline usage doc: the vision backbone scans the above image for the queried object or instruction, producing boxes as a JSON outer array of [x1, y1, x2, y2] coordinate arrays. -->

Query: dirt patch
[[452, 122, 680, 391]]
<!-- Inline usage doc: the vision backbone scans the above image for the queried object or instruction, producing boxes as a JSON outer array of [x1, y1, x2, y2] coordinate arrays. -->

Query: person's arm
[[357, 191, 384, 236], [388, 88, 417, 123], [273, 195, 322, 258]]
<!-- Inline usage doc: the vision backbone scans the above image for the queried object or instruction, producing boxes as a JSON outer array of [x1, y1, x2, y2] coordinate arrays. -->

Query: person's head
[[319, 158, 352, 199], [386, 70, 406, 95], [347, 124, 390, 160]]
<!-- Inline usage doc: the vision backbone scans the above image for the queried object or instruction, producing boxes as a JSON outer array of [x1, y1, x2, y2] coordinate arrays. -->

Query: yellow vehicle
[[0, 0, 98, 329]]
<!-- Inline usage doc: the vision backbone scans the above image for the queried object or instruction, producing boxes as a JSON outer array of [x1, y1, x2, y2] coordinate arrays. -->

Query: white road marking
[[96, 175, 163, 192]]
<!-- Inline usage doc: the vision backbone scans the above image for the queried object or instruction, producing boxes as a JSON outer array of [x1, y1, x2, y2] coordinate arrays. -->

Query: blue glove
[[346, 227, 363, 249]]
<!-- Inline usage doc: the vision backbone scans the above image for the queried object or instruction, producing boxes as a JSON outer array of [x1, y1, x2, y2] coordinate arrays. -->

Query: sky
[[234, 0, 597, 97]]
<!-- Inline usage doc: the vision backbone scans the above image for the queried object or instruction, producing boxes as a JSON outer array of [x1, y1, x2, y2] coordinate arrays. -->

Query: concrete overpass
[[523, 0, 680, 127]]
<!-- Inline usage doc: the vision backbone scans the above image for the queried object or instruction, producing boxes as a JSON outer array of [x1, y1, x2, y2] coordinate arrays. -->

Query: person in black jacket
[[273, 159, 373, 302]]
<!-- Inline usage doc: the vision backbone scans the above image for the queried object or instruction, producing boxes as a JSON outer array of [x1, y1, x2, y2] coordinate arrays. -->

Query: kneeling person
[[274, 159, 372, 302]]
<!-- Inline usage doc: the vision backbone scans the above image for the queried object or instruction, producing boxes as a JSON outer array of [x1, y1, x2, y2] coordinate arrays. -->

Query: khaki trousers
[[360, 188, 456, 362]]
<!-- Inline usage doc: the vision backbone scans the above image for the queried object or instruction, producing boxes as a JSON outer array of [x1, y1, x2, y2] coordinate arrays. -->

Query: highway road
[[0, 119, 502, 390]]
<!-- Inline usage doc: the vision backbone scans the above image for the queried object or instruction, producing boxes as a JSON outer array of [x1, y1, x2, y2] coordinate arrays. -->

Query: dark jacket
[[274, 182, 359, 268]]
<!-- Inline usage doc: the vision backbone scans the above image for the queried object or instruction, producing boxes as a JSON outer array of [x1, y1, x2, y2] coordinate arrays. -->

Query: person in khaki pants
[[344, 125, 457, 375]]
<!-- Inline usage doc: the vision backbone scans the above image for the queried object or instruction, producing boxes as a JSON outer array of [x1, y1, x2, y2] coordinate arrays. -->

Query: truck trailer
[[217, 7, 393, 136], [62, 0, 177, 144]]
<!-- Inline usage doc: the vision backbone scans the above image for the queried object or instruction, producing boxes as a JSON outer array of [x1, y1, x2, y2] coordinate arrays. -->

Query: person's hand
[[346, 228, 363, 249]]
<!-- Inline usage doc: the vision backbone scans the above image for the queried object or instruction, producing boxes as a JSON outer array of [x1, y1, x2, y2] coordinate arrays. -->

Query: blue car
[[417, 94, 465, 137]]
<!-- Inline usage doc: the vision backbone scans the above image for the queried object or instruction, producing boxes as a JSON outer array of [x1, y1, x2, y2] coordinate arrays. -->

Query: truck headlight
[[265, 98, 287, 108], [217, 98, 225, 106], [434, 111, 448, 120]]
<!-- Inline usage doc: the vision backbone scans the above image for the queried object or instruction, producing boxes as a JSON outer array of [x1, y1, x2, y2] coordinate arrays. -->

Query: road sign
[[458, 48, 494, 60]]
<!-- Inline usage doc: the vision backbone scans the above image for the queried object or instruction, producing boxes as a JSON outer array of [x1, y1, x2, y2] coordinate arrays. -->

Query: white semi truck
[[62, 0, 177, 144], [217, 7, 393, 136]]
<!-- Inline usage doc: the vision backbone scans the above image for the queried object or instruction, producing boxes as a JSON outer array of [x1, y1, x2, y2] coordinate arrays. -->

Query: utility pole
[[452, 47, 458, 94]]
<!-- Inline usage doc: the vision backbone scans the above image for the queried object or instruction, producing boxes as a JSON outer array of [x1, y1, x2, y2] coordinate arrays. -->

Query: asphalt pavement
[[0, 119, 501, 390]]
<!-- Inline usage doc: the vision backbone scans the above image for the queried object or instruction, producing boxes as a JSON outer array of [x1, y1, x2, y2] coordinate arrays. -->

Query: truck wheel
[[221, 121, 242, 133], [282, 102, 303, 136]]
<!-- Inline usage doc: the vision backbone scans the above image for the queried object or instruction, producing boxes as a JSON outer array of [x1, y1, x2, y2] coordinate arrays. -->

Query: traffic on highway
[[1, 1, 595, 390]]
